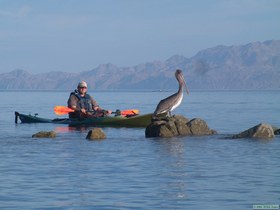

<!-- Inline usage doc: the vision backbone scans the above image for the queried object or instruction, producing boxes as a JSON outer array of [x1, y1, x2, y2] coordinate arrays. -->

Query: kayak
[[15, 111, 154, 127]]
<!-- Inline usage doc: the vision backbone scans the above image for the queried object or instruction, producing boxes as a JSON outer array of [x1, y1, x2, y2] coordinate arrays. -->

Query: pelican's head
[[175, 69, 189, 94]]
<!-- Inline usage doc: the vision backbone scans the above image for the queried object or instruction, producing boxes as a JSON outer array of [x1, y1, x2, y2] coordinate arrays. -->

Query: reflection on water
[[54, 126, 89, 133], [151, 138, 188, 201]]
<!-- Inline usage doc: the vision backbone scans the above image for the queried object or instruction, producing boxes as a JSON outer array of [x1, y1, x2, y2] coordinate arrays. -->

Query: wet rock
[[145, 115, 216, 138], [32, 131, 56, 138], [187, 118, 217, 135], [174, 115, 192, 136], [232, 123, 275, 139], [145, 121, 178, 138], [86, 128, 106, 140]]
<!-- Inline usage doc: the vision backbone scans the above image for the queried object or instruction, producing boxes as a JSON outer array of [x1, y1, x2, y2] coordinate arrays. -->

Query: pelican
[[153, 69, 189, 118]]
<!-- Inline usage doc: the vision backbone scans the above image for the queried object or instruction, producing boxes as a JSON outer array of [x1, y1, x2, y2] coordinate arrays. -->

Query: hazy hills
[[1, 40, 279, 90]]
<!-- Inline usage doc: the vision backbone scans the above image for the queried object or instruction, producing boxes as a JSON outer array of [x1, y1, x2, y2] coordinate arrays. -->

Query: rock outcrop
[[32, 131, 56, 138], [187, 118, 217, 135], [145, 115, 217, 138], [86, 128, 106, 140], [232, 123, 275, 139]]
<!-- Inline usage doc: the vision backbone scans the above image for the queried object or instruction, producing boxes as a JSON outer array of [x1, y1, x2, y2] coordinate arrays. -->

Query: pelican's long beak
[[185, 85, 189, 95], [181, 75, 189, 95], [186, 86, 189, 95]]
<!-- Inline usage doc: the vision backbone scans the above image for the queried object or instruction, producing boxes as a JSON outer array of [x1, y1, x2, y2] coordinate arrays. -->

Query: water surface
[[0, 90, 279, 209]]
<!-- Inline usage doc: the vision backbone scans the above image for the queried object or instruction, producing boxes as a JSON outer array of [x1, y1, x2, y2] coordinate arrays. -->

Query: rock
[[32, 131, 56, 138], [86, 128, 106, 140], [145, 115, 216, 138], [232, 123, 275, 139], [157, 120, 179, 137], [173, 115, 191, 135], [145, 120, 175, 138], [187, 118, 217, 135], [173, 115, 189, 124]]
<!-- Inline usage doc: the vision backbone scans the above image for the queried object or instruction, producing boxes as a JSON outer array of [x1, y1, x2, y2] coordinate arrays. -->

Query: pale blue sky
[[0, 0, 279, 73]]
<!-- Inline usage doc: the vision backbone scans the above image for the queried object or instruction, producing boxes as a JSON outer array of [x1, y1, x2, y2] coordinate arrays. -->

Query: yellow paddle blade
[[120, 109, 139, 115]]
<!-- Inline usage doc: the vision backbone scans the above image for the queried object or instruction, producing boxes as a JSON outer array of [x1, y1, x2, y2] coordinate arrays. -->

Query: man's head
[[77, 81, 88, 94], [77, 81, 87, 88]]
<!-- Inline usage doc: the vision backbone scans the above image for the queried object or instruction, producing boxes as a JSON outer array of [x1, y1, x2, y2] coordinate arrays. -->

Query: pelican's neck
[[178, 82, 184, 94], [171, 92, 183, 111]]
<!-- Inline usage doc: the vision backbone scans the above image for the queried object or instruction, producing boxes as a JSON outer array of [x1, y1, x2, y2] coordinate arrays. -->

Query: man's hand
[[94, 106, 112, 115], [71, 106, 86, 114], [80, 108, 87, 114]]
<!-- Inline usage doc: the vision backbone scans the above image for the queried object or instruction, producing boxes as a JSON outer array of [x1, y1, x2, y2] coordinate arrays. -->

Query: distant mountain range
[[1, 40, 279, 90]]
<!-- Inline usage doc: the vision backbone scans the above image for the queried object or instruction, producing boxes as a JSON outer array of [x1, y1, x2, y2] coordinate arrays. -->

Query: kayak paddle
[[54, 106, 75, 115], [54, 106, 139, 116]]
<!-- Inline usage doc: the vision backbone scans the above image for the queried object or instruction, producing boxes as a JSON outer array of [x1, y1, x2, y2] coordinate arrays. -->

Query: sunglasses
[[79, 87, 87, 89]]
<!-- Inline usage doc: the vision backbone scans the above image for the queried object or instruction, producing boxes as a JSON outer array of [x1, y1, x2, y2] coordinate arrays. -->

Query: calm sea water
[[0, 90, 279, 209]]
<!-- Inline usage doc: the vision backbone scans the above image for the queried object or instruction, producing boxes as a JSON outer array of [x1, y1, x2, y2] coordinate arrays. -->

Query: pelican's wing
[[153, 93, 179, 115]]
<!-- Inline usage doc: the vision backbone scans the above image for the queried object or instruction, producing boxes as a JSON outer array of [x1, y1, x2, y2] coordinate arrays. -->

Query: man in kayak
[[67, 81, 112, 118]]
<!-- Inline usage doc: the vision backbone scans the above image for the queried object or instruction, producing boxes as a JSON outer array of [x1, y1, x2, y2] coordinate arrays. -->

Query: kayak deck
[[15, 111, 154, 127]]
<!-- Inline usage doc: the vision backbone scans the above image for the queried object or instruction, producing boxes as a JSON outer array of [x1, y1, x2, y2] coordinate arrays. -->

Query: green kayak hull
[[15, 111, 154, 127]]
